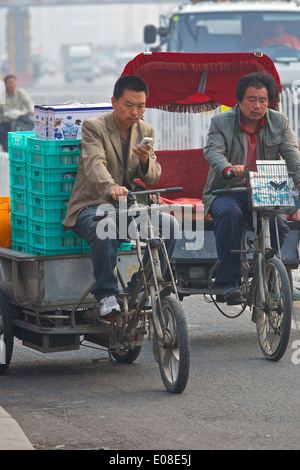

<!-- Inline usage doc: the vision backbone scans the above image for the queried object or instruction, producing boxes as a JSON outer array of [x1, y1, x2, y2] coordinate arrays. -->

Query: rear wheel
[[255, 257, 292, 361], [155, 296, 189, 393], [0, 289, 14, 374]]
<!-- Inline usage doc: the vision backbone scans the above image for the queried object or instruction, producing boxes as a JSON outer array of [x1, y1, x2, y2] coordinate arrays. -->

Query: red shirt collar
[[240, 115, 265, 135]]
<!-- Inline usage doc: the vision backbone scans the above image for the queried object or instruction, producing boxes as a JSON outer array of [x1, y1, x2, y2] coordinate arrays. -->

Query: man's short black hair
[[113, 74, 149, 100], [4, 74, 17, 83], [236, 72, 277, 104]]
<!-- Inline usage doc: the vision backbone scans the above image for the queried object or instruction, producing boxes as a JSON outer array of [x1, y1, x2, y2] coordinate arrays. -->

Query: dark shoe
[[224, 283, 244, 305]]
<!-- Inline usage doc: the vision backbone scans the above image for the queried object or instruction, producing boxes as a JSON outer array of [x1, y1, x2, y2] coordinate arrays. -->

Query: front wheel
[[255, 257, 292, 361], [0, 289, 14, 374], [155, 296, 190, 393]]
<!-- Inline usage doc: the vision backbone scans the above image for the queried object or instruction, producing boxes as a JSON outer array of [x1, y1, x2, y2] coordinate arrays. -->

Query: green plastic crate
[[9, 161, 27, 189], [28, 219, 90, 255], [28, 165, 77, 196], [8, 131, 35, 162], [10, 187, 27, 216], [118, 241, 132, 251], [28, 192, 70, 223], [10, 214, 29, 245], [27, 137, 81, 167], [11, 241, 30, 253]]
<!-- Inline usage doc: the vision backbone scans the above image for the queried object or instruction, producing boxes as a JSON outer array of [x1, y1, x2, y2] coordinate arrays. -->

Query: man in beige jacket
[[63, 75, 176, 316]]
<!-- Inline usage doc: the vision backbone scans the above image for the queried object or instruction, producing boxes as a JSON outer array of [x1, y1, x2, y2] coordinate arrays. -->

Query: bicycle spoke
[[255, 258, 292, 361], [156, 296, 189, 393]]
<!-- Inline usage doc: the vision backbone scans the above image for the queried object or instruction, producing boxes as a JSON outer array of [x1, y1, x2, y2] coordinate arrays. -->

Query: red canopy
[[121, 52, 282, 112]]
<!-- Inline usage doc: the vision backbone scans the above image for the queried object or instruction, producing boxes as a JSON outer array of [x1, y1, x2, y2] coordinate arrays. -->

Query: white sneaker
[[99, 296, 121, 317]]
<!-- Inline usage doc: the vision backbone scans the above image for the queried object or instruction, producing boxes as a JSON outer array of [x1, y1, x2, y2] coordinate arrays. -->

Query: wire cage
[[246, 161, 300, 215]]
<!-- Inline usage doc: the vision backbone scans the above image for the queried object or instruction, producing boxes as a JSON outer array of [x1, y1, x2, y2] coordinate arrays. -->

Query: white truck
[[144, 0, 300, 87], [61, 44, 94, 82]]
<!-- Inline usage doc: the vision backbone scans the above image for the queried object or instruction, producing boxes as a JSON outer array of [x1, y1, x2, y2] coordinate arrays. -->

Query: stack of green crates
[[9, 132, 132, 256], [8, 131, 34, 253], [8, 132, 90, 255]]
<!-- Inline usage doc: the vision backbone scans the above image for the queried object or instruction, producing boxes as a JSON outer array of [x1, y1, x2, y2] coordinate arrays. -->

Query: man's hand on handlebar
[[109, 186, 129, 201], [225, 165, 245, 179]]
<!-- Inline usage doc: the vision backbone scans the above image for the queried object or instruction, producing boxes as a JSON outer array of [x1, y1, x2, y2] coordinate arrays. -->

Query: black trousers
[[210, 192, 289, 285]]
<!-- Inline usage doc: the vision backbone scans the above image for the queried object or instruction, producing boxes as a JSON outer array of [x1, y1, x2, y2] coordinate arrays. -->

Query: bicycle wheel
[[0, 289, 14, 374], [155, 295, 189, 393], [255, 257, 292, 361]]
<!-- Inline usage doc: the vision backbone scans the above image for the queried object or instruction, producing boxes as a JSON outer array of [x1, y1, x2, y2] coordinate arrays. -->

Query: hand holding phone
[[139, 137, 154, 148]]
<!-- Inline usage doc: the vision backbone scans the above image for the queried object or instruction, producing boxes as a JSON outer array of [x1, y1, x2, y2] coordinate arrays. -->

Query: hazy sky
[[0, 3, 177, 61]]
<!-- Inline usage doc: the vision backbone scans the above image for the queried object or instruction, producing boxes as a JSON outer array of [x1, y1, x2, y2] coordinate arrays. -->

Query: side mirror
[[144, 25, 157, 44]]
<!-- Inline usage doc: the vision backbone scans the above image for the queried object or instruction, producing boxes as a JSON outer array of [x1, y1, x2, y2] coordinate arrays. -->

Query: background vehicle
[[61, 43, 94, 83], [0, 109, 34, 152], [144, 0, 300, 87]]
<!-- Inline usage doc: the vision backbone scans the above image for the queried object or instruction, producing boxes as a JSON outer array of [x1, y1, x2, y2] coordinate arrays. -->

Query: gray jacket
[[202, 106, 300, 214]]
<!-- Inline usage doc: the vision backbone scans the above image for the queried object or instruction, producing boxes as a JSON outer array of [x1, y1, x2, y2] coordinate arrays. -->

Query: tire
[[155, 295, 190, 393], [0, 289, 14, 374], [255, 257, 292, 361], [111, 345, 142, 364]]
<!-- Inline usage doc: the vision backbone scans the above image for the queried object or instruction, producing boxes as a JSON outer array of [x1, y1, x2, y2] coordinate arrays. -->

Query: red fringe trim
[[152, 102, 220, 113], [137, 60, 264, 75]]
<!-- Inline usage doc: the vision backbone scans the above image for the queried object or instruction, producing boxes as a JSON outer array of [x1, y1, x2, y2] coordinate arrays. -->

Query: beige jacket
[[63, 111, 161, 229]]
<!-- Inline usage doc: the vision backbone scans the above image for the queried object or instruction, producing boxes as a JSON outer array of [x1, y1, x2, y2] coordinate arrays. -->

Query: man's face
[[5, 78, 17, 94], [238, 86, 269, 124], [111, 88, 146, 129]]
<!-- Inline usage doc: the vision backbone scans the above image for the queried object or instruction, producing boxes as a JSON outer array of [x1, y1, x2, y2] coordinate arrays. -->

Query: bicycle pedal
[[226, 297, 246, 306]]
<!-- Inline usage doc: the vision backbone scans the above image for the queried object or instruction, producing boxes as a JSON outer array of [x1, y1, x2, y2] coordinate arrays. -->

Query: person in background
[[263, 22, 300, 49], [0, 74, 34, 152]]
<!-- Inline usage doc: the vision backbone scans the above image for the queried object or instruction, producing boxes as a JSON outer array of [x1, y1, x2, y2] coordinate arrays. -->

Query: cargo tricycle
[[122, 51, 300, 361], [0, 186, 190, 393]]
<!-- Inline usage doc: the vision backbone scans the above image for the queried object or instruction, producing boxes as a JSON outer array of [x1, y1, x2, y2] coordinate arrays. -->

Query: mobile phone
[[139, 137, 154, 148]]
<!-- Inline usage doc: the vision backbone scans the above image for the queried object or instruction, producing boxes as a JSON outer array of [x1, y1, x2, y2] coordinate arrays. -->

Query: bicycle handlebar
[[212, 170, 248, 196], [131, 187, 183, 196], [92, 187, 183, 221]]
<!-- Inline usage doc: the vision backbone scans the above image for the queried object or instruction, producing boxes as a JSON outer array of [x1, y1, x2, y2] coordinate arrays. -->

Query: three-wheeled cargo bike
[[0, 52, 299, 390]]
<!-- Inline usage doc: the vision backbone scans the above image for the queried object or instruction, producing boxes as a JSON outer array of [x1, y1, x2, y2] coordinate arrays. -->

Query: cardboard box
[[34, 105, 48, 139], [34, 103, 112, 140]]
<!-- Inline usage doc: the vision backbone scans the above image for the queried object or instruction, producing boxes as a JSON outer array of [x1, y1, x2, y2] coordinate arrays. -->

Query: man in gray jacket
[[202, 72, 300, 304]]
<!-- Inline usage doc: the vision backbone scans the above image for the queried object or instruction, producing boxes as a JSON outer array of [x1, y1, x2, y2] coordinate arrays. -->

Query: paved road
[[0, 294, 299, 451]]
